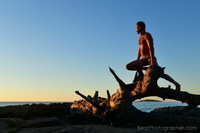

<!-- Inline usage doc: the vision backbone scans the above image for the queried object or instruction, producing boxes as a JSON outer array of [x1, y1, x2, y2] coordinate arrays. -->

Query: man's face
[[136, 24, 141, 34]]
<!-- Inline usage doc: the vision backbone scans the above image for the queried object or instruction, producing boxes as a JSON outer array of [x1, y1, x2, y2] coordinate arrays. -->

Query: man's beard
[[136, 30, 141, 34]]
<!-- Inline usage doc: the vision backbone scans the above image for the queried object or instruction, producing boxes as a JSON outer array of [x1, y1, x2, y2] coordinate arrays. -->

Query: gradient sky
[[0, 0, 200, 101]]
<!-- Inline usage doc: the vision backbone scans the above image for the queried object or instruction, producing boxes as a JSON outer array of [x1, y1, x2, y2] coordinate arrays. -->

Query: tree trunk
[[70, 66, 200, 127]]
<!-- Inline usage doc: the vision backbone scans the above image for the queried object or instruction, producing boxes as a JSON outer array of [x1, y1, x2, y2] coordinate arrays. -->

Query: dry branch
[[71, 67, 200, 127]]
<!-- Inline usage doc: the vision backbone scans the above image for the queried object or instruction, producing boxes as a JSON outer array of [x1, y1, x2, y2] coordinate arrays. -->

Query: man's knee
[[126, 63, 137, 70], [126, 60, 144, 70], [126, 64, 131, 70]]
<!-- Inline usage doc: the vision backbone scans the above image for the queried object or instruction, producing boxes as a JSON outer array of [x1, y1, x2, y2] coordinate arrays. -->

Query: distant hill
[[137, 99, 162, 102]]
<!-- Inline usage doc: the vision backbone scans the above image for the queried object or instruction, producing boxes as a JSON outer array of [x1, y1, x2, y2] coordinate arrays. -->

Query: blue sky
[[0, 0, 200, 101]]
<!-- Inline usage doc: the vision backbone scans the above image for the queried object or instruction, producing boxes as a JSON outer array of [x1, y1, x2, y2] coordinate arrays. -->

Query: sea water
[[0, 101, 191, 112], [133, 101, 188, 112]]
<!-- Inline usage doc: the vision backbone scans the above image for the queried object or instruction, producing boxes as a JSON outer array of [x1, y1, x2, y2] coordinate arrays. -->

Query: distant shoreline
[[0, 101, 73, 107], [136, 99, 162, 102]]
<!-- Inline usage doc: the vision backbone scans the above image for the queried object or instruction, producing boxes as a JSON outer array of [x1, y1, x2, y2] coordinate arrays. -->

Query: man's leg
[[126, 59, 148, 71], [161, 74, 181, 91], [133, 70, 144, 82], [126, 59, 148, 83]]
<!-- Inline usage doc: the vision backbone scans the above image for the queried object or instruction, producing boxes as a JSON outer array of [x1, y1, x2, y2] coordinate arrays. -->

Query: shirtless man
[[126, 21, 180, 91]]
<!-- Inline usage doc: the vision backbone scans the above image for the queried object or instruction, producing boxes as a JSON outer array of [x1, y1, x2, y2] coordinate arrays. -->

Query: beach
[[0, 102, 199, 133], [0, 102, 162, 133]]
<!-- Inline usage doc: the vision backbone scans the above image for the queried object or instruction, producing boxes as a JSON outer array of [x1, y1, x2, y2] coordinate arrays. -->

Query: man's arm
[[145, 33, 156, 66], [137, 48, 141, 60]]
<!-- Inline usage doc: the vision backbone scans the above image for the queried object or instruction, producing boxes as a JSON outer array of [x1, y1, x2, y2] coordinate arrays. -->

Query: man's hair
[[137, 21, 146, 30]]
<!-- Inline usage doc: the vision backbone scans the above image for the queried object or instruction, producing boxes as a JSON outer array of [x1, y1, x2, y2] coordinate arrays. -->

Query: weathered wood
[[71, 67, 200, 127], [109, 67, 200, 107], [75, 91, 107, 112]]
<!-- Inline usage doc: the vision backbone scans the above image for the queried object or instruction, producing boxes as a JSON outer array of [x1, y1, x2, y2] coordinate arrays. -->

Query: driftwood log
[[70, 66, 200, 128]]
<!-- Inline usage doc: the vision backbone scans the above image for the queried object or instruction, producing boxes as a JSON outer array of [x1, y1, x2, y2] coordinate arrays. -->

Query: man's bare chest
[[139, 36, 147, 45]]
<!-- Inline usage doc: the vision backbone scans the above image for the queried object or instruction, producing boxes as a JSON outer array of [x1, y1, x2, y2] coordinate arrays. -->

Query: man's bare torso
[[138, 32, 153, 59]]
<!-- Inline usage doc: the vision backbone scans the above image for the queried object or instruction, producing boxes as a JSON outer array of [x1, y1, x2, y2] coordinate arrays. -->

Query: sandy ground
[[10, 124, 165, 133], [1, 103, 199, 133], [0, 116, 167, 133]]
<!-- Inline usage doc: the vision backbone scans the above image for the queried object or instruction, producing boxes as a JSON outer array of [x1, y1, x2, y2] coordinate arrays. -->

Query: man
[[126, 21, 180, 91]]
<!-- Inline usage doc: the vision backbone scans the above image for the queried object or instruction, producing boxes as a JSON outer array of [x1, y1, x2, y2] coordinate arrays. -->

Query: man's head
[[136, 21, 146, 34]]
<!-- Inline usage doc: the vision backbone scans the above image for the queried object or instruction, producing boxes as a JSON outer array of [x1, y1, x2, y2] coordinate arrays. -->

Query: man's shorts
[[141, 58, 150, 65]]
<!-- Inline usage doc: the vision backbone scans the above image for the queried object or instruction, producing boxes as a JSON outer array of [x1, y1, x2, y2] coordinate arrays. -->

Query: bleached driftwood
[[71, 67, 200, 126]]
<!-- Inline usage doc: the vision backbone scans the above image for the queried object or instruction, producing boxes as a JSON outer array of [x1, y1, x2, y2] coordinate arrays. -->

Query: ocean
[[133, 101, 188, 112], [0, 101, 194, 112]]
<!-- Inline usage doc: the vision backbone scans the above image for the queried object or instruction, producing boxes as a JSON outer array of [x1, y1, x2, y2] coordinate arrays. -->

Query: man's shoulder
[[145, 32, 152, 36], [144, 32, 153, 39]]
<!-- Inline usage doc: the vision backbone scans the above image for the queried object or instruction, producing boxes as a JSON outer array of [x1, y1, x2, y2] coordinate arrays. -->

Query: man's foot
[[175, 83, 181, 92]]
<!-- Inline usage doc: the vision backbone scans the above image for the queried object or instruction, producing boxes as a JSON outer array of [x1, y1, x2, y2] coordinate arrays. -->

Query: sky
[[0, 0, 200, 102]]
